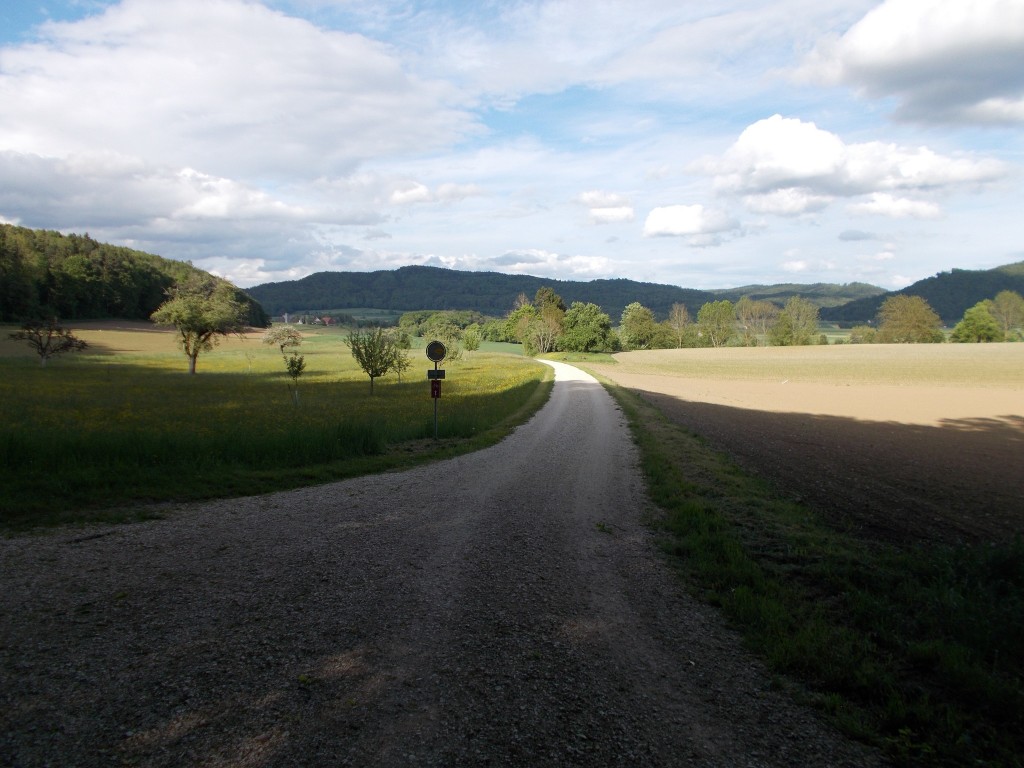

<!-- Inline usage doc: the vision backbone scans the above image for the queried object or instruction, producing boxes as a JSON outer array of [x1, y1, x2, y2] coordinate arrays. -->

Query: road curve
[[0, 361, 885, 767]]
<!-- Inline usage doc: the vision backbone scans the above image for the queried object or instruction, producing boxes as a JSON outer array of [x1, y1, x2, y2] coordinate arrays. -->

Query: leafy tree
[[419, 310, 485, 339], [391, 328, 412, 351], [989, 290, 1024, 340], [735, 297, 779, 346], [480, 318, 508, 342], [504, 293, 562, 355], [262, 325, 307, 404], [534, 286, 566, 313], [849, 325, 877, 344], [390, 345, 412, 382], [526, 289, 566, 354], [347, 327, 401, 393], [696, 300, 736, 347], [950, 301, 1002, 343], [462, 324, 481, 354], [427, 322, 462, 362], [262, 325, 303, 356], [505, 303, 538, 345], [559, 302, 616, 353], [768, 296, 820, 346], [666, 303, 694, 348], [8, 318, 88, 366], [619, 302, 659, 350], [150, 278, 249, 373], [284, 353, 305, 405], [876, 295, 945, 343], [523, 309, 562, 355]]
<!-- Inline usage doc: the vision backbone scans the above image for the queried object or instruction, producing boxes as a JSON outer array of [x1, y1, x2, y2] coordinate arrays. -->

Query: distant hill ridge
[[820, 261, 1024, 324], [247, 265, 886, 320], [6, 223, 1018, 325]]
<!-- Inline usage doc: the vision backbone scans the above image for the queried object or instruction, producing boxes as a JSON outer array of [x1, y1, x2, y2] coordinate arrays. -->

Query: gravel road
[[0, 361, 886, 767]]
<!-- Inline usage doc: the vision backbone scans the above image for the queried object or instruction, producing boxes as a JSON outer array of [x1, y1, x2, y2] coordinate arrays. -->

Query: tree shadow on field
[[632, 390, 1024, 548]]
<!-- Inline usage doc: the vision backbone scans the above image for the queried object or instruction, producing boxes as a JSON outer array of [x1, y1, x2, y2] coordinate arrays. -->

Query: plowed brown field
[[587, 344, 1024, 547]]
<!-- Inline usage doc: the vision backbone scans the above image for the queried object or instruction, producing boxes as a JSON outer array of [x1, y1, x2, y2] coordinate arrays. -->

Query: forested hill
[[820, 261, 1024, 324], [247, 266, 715, 319], [0, 224, 268, 325], [710, 281, 884, 308], [247, 265, 884, 320]]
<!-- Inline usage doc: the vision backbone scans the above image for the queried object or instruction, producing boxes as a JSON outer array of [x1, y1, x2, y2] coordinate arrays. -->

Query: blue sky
[[1, 0, 1021, 291]]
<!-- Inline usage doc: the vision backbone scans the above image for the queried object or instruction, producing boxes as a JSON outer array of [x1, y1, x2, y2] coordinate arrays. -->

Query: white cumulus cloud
[[590, 206, 635, 224], [798, 0, 1024, 124], [847, 193, 941, 219], [643, 204, 738, 240], [577, 190, 634, 224], [0, 0, 475, 179], [698, 114, 1005, 218]]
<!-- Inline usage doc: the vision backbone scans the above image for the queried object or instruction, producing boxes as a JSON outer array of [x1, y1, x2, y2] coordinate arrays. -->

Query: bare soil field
[[587, 345, 1024, 547]]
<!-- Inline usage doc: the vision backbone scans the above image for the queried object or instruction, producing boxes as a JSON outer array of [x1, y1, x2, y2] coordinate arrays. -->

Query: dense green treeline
[[0, 224, 268, 326]]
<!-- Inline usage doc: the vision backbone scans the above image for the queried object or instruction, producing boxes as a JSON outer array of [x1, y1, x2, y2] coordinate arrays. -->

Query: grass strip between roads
[[589, 371, 1023, 768]]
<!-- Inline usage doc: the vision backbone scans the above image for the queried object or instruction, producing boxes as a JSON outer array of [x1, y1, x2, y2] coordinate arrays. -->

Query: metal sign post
[[425, 340, 447, 439]]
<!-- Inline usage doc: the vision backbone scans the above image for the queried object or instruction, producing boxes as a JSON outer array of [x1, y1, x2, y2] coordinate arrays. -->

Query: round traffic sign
[[425, 339, 447, 363]]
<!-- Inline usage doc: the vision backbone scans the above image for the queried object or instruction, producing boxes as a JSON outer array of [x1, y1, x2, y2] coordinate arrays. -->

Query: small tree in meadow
[[347, 327, 400, 393], [8, 318, 88, 366], [285, 353, 306, 405], [150, 277, 249, 374], [263, 325, 306, 400], [462, 325, 481, 355], [263, 326, 303, 357]]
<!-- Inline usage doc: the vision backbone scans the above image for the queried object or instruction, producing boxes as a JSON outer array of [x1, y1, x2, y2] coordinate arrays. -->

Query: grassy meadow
[[0, 323, 550, 530]]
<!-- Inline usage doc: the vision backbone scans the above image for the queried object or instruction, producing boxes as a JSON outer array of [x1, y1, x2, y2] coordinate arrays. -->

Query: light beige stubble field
[[590, 344, 1024, 427]]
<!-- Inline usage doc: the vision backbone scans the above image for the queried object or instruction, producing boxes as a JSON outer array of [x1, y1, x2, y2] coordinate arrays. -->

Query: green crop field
[[0, 324, 549, 530]]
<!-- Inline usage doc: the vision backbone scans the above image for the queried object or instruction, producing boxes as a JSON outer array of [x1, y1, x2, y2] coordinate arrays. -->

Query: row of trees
[[488, 288, 827, 353], [949, 291, 1024, 342], [846, 291, 1024, 344], [495, 287, 1024, 353]]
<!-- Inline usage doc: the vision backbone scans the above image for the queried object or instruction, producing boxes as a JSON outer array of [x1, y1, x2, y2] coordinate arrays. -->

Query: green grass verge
[[588, 372, 1023, 768]]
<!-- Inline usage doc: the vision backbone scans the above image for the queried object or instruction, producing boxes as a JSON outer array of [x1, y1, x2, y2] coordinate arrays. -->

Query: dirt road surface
[[0, 362, 884, 767]]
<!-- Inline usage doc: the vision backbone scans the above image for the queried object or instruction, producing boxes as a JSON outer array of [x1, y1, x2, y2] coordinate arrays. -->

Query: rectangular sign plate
[[427, 369, 446, 379]]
